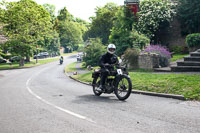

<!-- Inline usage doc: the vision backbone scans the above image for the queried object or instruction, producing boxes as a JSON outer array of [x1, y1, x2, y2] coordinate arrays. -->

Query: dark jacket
[[99, 52, 118, 68]]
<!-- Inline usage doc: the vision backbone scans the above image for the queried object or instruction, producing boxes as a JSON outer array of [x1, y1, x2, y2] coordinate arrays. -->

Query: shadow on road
[[72, 94, 127, 104]]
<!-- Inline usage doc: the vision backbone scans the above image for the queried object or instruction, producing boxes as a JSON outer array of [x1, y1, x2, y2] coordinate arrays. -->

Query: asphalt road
[[0, 55, 200, 133]]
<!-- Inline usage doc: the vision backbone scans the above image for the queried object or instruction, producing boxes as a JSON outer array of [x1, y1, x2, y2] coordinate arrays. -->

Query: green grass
[[171, 54, 189, 62], [65, 62, 78, 72], [65, 61, 200, 100], [0, 52, 77, 70], [0, 57, 59, 69], [70, 71, 200, 100], [72, 72, 93, 83]]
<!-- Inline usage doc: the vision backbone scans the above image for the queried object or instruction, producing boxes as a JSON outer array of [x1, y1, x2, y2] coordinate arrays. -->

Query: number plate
[[117, 69, 123, 75]]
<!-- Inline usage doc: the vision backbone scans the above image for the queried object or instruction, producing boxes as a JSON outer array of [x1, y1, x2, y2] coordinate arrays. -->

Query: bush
[[186, 33, 200, 48], [129, 31, 150, 50], [83, 38, 106, 66], [144, 45, 171, 67], [0, 52, 11, 59], [136, 0, 176, 39], [169, 45, 189, 54], [123, 48, 140, 68]]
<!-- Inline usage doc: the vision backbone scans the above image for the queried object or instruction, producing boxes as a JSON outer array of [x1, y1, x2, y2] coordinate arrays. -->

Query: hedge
[[186, 33, 200, 48]]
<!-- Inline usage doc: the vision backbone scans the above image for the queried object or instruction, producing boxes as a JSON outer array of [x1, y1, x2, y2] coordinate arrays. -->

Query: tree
[[84, 3, 118, 44], [57, 7, 72, 22], [56, 7, 82, 52], [2, 0, 52, 66], [177, 0, 200, 34], [4, 40, 33, 65], [135, 0, 176, 39], [109, 6, 149, 55], [83, 38, 106, 66], [42, 3, 56, 24]]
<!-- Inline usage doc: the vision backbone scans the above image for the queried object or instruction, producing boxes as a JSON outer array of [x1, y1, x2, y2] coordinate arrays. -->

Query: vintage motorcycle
[[92, 64, 132, 101]]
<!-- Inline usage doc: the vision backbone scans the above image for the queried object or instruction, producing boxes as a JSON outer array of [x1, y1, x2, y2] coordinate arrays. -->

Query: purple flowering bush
[[144, 45, 172, 67]]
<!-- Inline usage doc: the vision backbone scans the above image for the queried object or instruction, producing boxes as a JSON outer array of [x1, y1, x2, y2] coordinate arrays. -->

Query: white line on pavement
[[26, 67, 96, 124]]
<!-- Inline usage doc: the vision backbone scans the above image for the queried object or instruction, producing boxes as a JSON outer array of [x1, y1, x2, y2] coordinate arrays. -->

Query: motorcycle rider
[[60, 56, 64, 64], [98, 44, 119, 92]]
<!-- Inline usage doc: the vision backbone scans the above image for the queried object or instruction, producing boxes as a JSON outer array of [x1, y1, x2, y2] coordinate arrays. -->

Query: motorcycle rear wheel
[[115, 75, 132, 101], [92, 77, 102, 96]]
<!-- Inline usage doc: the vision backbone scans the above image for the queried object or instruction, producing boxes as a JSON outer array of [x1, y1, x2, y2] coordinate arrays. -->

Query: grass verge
[[68, 63, 200, 100], [0, 52, 76, 70]]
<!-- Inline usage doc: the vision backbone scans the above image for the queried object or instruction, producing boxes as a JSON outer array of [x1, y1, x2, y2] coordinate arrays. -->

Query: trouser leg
[[100, 70, 108, 86]]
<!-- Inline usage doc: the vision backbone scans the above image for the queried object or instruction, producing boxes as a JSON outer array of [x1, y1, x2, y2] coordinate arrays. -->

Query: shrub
[[123, 48, 141, 68], [169, 45, 189, 54], [83, 38, 106, 66], [0, 52, 11, 59], [136, 0, 176, 39], [129, 31, 150, 50], [186, 33, 200, 48], [144, 45, 171, 67]]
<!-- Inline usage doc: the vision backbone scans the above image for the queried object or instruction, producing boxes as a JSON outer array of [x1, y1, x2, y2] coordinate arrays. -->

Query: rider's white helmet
[[107, 44, 116, 54]]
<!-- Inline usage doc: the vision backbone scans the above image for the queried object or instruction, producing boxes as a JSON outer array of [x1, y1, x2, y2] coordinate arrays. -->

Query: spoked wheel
[[92, 77, 102, 96], [115, 75, 132, 101]]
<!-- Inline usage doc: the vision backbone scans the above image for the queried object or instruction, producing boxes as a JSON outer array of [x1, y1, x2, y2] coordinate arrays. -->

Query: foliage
[[135, 0, 176, 39], [4, 40, 33, 57], [83, 38, 106, 66], [56, 7, 83, 51], [123, 48, 140, 67], [42, 3, 56, 24], [0, 52, 11, 59], [129, 30, 150, 50], [177, 0, 200, 34], [73, 18, 89, 38], [84, 3, 118, 44], [186, 33, 200, 48], [109, 6, 149, 55], [1, 0, 56, 65], [109, 6, 135, 55], [0, 1, 6, 22], [57, 7, 73, 22], [169, 45, 189, 54], [57, 21, 82, 50], [2, 0, 52, 43], [144, 45, 171, 67], [43, 31, 60, 56]]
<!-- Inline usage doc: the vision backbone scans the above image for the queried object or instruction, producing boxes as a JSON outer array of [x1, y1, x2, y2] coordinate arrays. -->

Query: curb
[[67, 73, 185, 101]]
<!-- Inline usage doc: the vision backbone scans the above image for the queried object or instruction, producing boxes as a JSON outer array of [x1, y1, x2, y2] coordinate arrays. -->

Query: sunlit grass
[[171, 54, 188, 62], [69, 70, 200, 100]]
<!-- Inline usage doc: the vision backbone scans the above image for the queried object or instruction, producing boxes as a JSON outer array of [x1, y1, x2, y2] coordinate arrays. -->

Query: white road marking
[[26, 67, 96, 123]]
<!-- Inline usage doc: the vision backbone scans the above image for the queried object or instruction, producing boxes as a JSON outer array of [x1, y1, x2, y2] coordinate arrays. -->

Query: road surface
[[0, 55, 200, 133]]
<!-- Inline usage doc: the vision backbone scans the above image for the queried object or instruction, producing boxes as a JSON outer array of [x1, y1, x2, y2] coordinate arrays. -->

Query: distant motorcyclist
[[99, 44, 119, 92], [60, 56, 64, 64]]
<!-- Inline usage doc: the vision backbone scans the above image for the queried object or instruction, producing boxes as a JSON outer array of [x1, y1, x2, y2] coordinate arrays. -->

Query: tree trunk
[[25, 56, 30, 62], [19, 58, 24, 67]]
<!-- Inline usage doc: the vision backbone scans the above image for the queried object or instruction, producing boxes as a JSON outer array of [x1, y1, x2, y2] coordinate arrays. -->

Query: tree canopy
[[177, 0, 200, 35], [84, 3, 118, 45], [135, 0, 176, 39]]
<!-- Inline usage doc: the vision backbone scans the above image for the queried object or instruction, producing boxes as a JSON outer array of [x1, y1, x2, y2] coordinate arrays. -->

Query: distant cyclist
[[60, 56, 64, 64]]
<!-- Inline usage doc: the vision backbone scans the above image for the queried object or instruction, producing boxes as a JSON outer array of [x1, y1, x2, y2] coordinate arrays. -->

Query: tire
[[114, 75, 132, 101], [92, 76, 102, 96]]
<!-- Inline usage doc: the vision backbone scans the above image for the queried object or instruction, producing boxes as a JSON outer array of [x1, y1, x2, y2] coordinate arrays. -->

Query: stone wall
[[126, 53, 160, 70], [138, 54, 160, 70]]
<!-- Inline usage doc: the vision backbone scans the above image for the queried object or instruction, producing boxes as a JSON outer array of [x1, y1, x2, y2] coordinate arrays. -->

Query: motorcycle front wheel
[[92, 76, 102, 96], [115, 75, 132, 101]]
